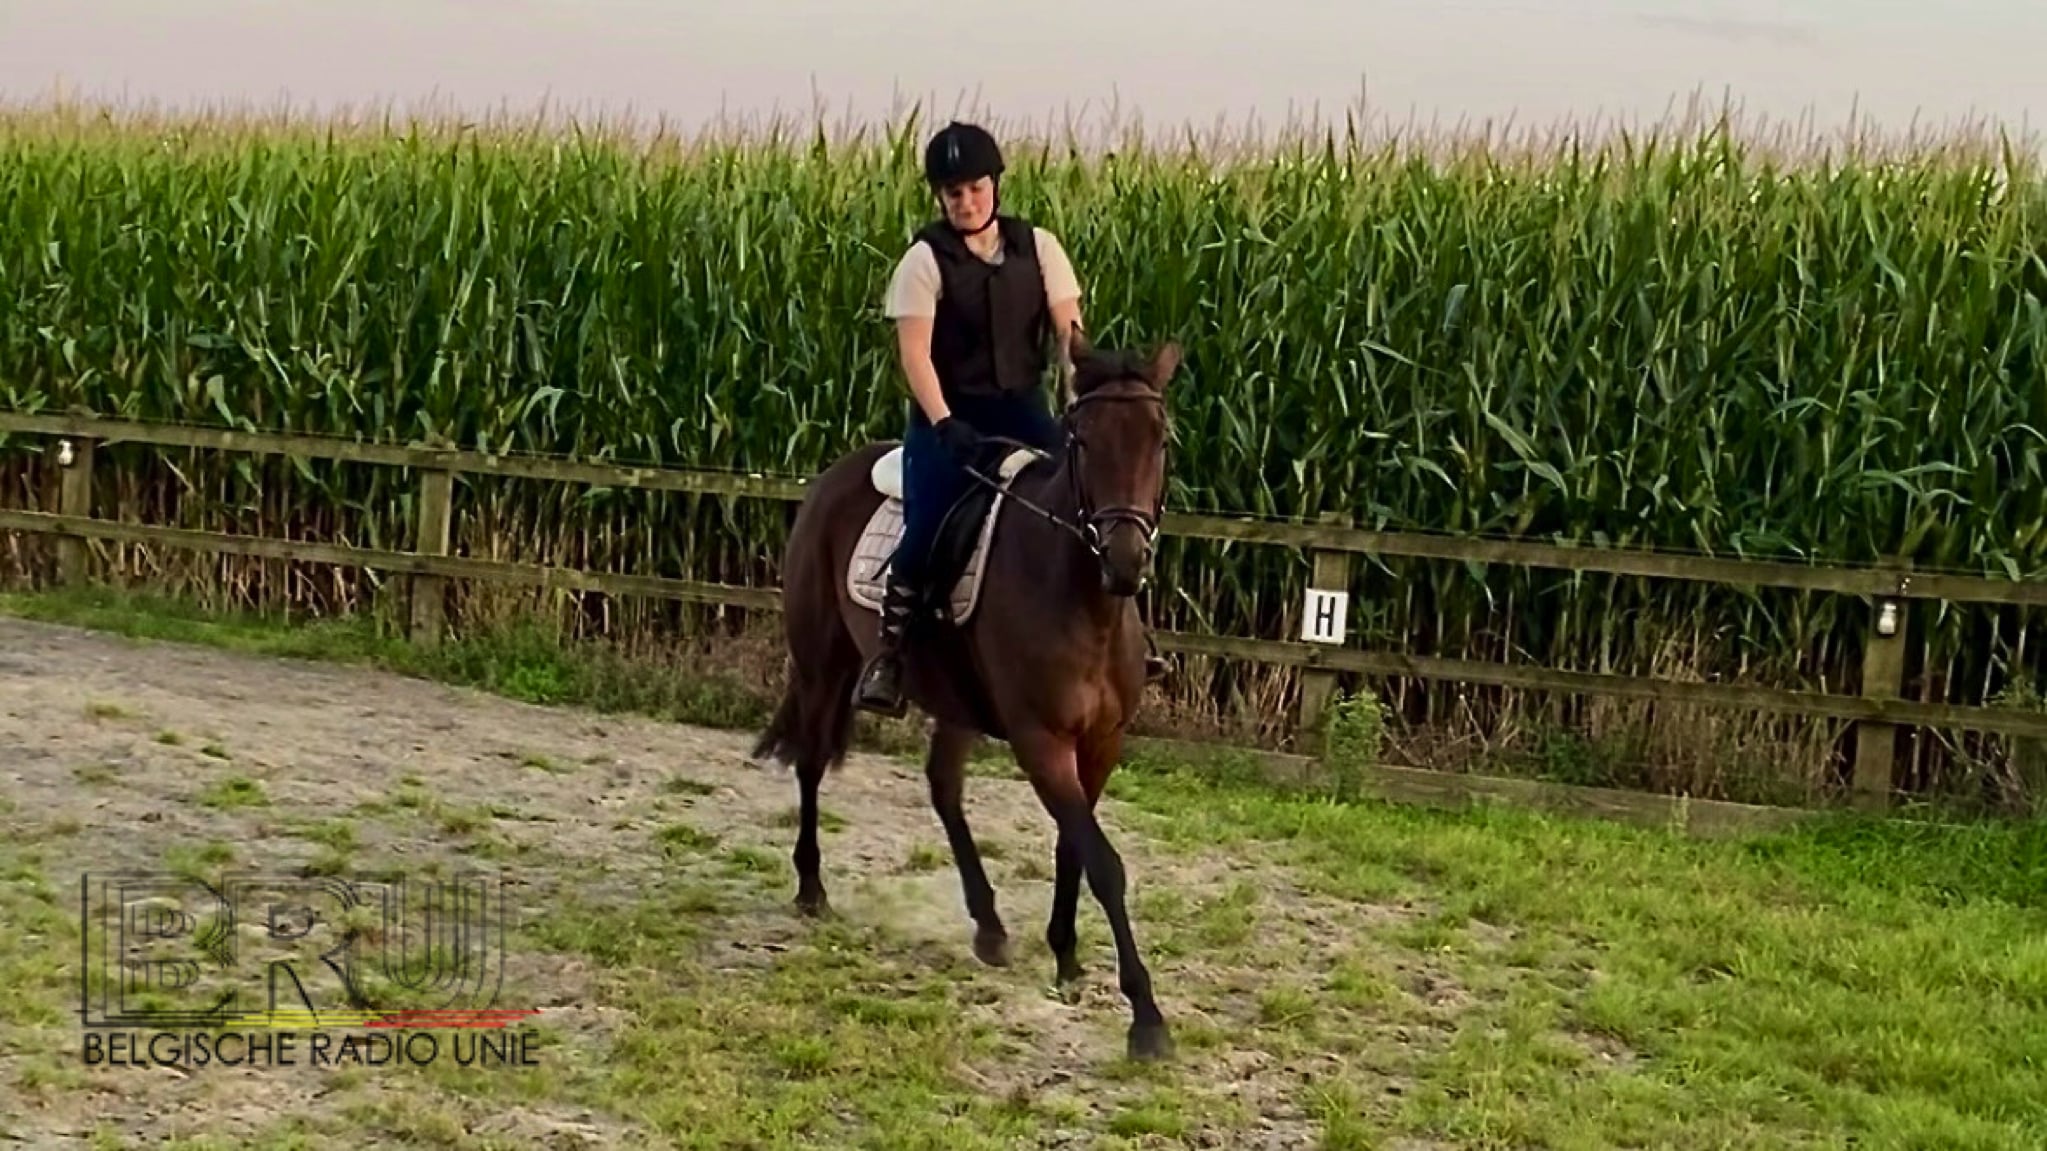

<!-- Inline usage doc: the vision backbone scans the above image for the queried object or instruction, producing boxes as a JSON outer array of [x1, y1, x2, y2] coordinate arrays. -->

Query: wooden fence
[[7, 409, 2047, 822]]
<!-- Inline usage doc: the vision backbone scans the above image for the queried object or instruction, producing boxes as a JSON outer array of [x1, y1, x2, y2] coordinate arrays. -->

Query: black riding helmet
[[923, 120, 1004, 187], [924, 121, 1005, 234]]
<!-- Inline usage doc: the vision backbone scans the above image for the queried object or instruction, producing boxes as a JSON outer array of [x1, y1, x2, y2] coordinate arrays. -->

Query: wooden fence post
[[1296, 512, 1354, 751], [1852, 566, 1910, 810], [408, 468, 454, 648], [56, 436, 96, 585]]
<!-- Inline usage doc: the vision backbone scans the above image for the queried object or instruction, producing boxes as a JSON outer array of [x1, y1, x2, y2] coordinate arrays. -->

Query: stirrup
[[854, 578, 916, 717], [853, 651, 908, 718]]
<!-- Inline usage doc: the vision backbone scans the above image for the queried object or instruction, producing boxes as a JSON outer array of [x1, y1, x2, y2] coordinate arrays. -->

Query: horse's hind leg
[[783, 600, 863, 919], [926, 720, 1010, 966], [756, 673, 834, 916], [793, 747, 832, 917]]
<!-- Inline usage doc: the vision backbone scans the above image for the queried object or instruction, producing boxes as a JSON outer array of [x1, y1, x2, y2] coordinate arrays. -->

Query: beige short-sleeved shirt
[[882, 226, 1082, 319]]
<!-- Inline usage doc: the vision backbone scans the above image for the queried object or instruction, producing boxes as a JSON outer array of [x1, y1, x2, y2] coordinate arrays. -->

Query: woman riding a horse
[[755, 119, 1184, 1063], [857, 119, 1165, 713]]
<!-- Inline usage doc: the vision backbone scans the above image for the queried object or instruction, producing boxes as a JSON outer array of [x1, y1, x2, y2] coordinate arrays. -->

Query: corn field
[[3, 100, 2047, 808]]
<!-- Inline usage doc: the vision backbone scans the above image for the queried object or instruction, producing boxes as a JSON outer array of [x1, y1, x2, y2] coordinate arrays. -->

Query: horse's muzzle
[[1097, 521, 1155, 597]]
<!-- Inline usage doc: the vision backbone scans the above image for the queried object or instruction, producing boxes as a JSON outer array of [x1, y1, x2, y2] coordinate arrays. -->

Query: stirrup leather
[[878, 574, 920, 636]]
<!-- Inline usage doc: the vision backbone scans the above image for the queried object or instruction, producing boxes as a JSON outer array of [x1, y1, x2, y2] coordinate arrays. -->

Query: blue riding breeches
[[891, 393, 1065, 590]]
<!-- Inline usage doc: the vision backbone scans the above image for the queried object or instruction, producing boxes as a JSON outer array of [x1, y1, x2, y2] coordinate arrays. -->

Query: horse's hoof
[[794, 891, 830, 918], [1054, 956, 1085, 985], [973, 927, 1012, 967], [1127, 1021, 1174, 1062]]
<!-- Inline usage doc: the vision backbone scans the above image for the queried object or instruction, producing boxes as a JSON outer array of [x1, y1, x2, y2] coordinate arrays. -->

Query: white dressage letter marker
[[1301, 588, 1349, 645]]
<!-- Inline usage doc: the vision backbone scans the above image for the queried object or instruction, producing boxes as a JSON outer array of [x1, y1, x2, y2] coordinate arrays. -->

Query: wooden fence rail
[[8, 409, 2047, 814]]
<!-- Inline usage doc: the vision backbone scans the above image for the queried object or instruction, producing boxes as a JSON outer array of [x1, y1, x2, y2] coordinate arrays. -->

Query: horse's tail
[[749, 683, 798, 766], [750, 659, 856, 773]]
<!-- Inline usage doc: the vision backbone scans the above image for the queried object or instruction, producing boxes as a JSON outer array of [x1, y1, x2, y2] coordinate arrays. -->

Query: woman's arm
[[895, 314, 950, 424], [883, 243, 952, 424]]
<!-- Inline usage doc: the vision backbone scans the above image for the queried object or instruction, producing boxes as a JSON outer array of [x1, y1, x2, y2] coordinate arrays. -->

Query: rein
[[958, 384, 1167, 564]]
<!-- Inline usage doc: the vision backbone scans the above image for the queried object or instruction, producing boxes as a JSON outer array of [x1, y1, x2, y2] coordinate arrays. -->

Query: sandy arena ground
[[0, 615, 1452, 1148]]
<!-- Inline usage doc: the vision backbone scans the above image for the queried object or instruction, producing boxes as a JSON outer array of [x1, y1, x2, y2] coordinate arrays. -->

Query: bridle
[[961, 381, 1168, 566]]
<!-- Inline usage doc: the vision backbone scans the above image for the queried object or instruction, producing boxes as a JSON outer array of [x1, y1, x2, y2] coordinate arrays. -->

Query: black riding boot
[[853, 573, 919, 717]]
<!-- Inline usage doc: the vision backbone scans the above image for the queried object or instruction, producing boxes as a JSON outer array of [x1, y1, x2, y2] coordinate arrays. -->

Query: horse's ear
[[1067, 322, 1094, 364], [1148, 341, 1183, 389]]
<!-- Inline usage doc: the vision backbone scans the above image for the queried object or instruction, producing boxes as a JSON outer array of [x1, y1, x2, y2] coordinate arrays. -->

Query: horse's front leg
[[1014, 723, 1172, 1061], [926, 720, 1010, 966], [1047, 824, 1084, 984]]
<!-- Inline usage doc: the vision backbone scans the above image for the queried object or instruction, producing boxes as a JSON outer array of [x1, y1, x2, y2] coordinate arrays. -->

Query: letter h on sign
[[1300, 587, 1348, 645]]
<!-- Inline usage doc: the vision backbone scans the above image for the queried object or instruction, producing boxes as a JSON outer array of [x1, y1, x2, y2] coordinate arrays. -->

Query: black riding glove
[[933, 416, 981, 462]]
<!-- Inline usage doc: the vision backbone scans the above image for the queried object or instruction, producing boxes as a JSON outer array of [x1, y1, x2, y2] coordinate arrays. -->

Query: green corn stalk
[[2, 102, 2044, 803]]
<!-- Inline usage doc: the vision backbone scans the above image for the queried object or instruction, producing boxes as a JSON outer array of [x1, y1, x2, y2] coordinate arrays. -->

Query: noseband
[[962, 382, 1167, 566]]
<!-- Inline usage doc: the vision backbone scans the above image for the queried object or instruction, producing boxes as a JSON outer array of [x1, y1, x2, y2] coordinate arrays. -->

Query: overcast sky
[[1, 0, 2040, 141]]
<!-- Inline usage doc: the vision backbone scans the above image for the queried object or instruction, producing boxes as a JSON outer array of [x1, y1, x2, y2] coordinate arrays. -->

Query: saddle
[[848, 440, 1047, 624]]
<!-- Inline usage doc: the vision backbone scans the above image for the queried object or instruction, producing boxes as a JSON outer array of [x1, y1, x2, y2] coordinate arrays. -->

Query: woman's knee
[[903, 440, 963, 503], [902, 425, 942, 476]]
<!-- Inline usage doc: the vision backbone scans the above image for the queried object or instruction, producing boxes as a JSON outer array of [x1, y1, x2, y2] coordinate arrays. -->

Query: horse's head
[[1060, 325, 1180, 597]]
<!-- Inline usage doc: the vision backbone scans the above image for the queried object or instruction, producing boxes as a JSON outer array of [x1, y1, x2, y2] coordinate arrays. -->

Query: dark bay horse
[[751, 327, 1181, 1061]]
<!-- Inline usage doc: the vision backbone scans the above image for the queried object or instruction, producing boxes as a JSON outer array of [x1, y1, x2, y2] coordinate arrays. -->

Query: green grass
[[3, 586, 2045, 1147], [1111, 747, 2047, 1148], [521, 896, 1054, 1150]]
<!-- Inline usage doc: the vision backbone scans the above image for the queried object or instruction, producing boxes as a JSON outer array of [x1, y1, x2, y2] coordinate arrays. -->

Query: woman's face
[[939, 176, 995, 232]]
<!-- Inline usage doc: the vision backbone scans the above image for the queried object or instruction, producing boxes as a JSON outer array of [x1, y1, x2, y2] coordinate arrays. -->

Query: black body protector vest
[[916, 215, 1051, 412]]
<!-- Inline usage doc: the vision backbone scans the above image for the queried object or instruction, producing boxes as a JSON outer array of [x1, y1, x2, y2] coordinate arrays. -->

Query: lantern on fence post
[[53, 436, 96, 585], [1853, 571, 1911, 811]]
